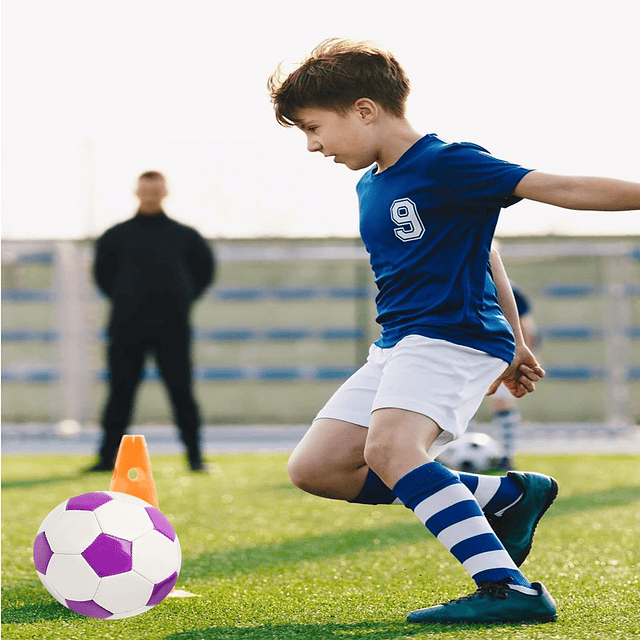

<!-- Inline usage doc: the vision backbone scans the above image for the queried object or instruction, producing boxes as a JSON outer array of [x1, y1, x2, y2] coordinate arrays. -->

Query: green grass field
[[2, 453, 640, 639]]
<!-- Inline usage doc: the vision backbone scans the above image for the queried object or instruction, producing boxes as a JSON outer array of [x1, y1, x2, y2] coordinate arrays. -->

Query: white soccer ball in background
[[33, 491, 181, 619], [436, 432, 504, 473], [54, 419, 82, 438]]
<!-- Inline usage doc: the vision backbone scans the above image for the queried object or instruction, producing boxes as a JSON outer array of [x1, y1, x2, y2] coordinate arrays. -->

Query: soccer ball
[[33, 491, 181, 619], [54, 419, 82, 438], [436, 432, 503, 473]]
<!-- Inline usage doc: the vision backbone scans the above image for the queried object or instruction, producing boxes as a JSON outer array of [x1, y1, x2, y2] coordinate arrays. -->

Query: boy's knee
[[287, 452, 311, 490], [287, 449, 329, 494], [287, 451, 306, 489], [363, 437, 391, 477]]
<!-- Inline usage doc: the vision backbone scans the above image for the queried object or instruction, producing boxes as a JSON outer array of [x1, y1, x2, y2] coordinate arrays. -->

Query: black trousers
[[98, 326, 202, 465]]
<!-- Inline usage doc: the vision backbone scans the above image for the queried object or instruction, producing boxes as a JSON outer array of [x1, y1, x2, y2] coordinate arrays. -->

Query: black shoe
[[188, 459, 210, 472], [84, 461, 114, 473], [487, 471, 558, 566], [407, 579, 557, 624]]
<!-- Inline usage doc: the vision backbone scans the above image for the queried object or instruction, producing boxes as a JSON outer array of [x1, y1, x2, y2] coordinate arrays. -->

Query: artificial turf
[[2, 452, 639, 639]]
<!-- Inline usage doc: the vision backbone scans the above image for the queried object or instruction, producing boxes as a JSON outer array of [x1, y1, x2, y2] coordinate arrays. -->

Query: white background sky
[[2, 0, 639, 240]]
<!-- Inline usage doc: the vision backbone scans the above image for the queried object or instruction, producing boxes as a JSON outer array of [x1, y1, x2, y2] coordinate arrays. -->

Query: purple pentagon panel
[[66, 492, 113, 512], [33, 532, 54, 574], [66, 599, 112, 619], [146, 571, 178, 606], [82, 534, 132, 577], [145, 507, 176, 542]]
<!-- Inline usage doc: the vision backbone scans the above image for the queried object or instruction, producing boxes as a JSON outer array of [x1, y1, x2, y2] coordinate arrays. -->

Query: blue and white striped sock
[[350, 468, 523, 515], [393, 461, 536, 594], [350, 469, 401, 505], [455, 472, 523, 516]]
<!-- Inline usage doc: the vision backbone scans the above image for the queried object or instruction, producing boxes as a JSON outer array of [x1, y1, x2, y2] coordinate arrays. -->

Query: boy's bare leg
[[364, 408, 442, 487], [287, 418, 369, 501], [361, 408, 557, 624]]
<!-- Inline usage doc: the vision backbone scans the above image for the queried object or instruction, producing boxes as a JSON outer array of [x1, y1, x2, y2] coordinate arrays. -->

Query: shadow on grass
[[182, 520, 427, 579], [1, 601, 79, 624], [1, 613, 537, 638], [1, 473, 87, 490], [163, 620, 548, 639], [546, 484, 640, 518], [183, 483, 640, 579]]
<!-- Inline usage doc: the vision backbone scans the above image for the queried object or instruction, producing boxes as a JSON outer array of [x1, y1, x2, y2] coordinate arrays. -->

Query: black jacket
[[93, 212, 215, 336]]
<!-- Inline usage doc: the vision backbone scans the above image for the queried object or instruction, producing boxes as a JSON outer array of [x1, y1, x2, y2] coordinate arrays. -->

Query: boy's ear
[[354, 98, 378, 123]]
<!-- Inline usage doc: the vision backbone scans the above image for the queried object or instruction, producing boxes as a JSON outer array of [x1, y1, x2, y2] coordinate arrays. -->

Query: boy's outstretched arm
[[513, 172, 640, 211], [486, 247, 545, 398]]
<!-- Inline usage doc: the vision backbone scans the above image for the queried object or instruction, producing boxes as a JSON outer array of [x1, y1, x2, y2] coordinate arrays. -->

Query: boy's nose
[[307, 139, 322, 153]]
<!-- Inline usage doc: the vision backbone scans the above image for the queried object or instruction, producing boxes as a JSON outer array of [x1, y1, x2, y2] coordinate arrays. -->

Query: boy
[[268, 39, 640, 624]]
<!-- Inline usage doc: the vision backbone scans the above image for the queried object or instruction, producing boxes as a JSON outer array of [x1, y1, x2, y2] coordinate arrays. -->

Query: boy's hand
[[486, 345, 545, 399]]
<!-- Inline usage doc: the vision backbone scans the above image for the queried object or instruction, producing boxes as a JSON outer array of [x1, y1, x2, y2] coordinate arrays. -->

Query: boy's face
[[293, 104, 378, 171]]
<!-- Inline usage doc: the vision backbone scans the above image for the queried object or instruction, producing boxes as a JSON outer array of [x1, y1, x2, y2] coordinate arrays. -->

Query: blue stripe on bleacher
[[258, 368, 303, 380], [98, 327, 363, 342], [320, 327, 365, 340], [544, 284, 598, 297], [540, 325, 601, 340], [272, 288, 316, 300], [5, 364, 639, 383], [544, 283, 640, 297], [216, 288, 264, 301], [5, 283, 640, 304], [195, 328, 256, 341], [213, 286, 370, 301], [11, 252, 55, 265], [1, 368, 60, 382], [1, 327, 367, 343], [327, 286, 370, 299], [200, 368, 245, 381], [544, 366, 604, 380], [3, 324, 638, 344], [264, 328, 311, 341], [315, 366, 358, 379], [2, 365, 359, 383], [1, 329, 59, 342], [2, 290, 54, 302]]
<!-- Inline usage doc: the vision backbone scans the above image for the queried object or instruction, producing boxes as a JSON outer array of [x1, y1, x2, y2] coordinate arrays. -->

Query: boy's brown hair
[[268, 38, 411, 127]]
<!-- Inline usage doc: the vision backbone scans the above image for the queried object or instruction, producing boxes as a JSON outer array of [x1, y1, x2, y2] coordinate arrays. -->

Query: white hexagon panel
[[94, 500, 154, 541], [93, 571, 154, 614], [133, 530, 181, 583], [45, 554, 100, 601], [42, 511, 102, 555]]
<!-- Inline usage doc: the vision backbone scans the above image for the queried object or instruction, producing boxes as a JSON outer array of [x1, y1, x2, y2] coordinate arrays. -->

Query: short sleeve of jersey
[[431, 142, 533, 211]]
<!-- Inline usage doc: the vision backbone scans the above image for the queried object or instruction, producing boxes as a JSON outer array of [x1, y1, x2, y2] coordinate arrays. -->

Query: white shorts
[[315, 335, 508, 457]]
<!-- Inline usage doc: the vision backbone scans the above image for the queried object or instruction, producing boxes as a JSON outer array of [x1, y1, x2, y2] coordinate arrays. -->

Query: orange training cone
[[108, 434, 184, 596], [109, 435, 160, 509]]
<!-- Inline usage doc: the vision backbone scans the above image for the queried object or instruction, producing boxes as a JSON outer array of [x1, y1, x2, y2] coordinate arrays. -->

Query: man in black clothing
[[88, 171, 215, 472]]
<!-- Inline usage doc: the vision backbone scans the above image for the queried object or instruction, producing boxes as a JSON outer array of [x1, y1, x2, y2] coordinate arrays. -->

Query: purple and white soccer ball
[[33, 491, 181, 619]]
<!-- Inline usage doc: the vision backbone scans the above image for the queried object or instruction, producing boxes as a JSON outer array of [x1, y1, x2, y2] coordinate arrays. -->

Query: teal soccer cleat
[[407, 579, 557, 624], [487, 471, 558, 566]]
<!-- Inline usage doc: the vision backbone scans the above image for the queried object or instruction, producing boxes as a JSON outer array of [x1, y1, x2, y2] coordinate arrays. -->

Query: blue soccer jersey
[[356, 134, 534, 363]]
